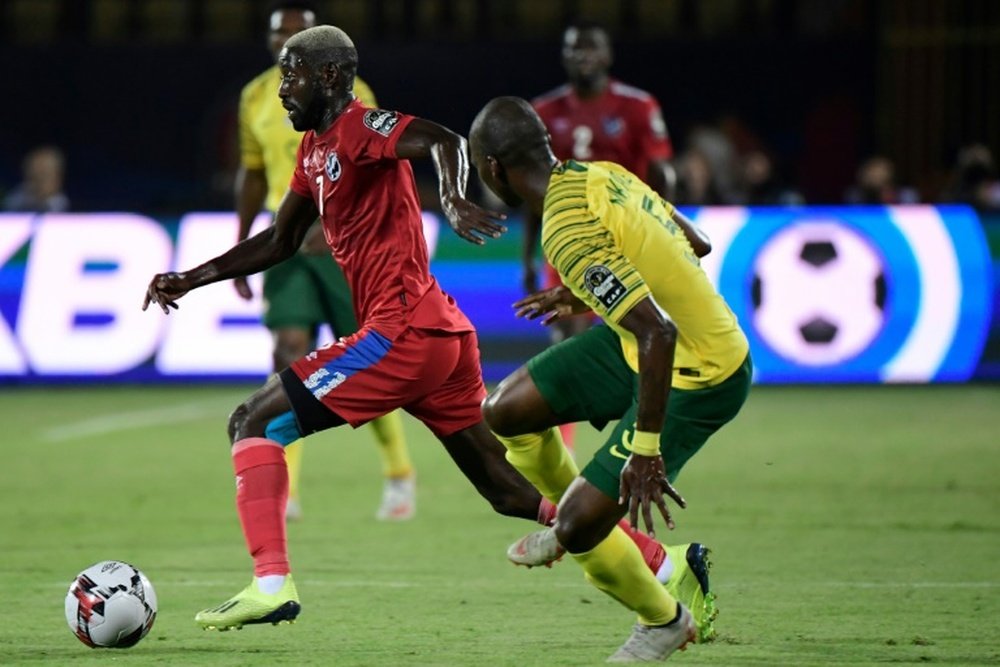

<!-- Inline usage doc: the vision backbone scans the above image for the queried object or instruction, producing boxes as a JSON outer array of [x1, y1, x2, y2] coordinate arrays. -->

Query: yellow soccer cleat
[[664, 543, 717, 643], [195, 576, 301, 631]]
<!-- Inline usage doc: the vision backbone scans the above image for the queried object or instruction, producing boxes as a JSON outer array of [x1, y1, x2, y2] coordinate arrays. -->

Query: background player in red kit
[[524, 21, 703, 453], [143, 25, 544, 631]]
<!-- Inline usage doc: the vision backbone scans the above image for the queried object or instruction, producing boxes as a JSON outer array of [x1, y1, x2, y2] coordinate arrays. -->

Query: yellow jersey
[[542, 160, 749, 389], [238, 66, 377, 211]]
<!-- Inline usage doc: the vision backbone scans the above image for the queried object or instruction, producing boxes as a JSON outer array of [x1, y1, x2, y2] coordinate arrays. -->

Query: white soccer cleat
[[376, 475, 416, 521], [606, 604, 697, 663], [506, 527, 566, 568]]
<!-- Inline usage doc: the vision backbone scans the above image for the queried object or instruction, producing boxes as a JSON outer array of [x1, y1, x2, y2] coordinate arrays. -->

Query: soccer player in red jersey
[[143, 25, 544, 631], [524, 21, 693, 453]]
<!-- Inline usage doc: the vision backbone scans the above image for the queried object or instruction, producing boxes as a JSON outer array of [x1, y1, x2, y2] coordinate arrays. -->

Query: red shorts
[[288, 326, 485, 438]]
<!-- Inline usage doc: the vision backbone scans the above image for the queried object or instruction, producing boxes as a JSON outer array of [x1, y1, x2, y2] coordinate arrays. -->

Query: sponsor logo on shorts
[[584, 265, 627, 309], [363, 109, 401, 136], [304, 368, 329, 390], [312, 371, 347, 400]]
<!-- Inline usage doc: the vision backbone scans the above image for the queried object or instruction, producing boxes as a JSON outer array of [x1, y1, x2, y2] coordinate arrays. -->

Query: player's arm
[[616, 298, 686, 536], [393, 118, 508, 245], [640, 98, 677, 201], [671, 207, 711, 257], [233, 166, 268, 299], [646, 159, 677, 202], [143, 190, 317, 313], [233, 86, 268, 300], [521, 210, 541, 293]]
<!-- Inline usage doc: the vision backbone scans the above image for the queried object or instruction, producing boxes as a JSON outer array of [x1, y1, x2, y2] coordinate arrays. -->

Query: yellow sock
[[284, 440, 304, 502], [496, 427, 579, 504], [369, 411, 413, 479], [572, 527, 679, 626]]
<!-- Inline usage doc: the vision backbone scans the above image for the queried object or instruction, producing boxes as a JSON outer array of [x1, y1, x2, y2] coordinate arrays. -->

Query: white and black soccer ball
[[751, 221, 886, 366], [65, 560, 157, 648]]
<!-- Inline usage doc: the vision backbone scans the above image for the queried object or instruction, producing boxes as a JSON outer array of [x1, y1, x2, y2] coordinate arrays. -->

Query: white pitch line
[[40, 398, 237, 442]]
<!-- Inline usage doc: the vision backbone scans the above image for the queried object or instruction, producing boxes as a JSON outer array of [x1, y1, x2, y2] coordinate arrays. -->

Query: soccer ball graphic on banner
[[751, 221, 887, 366], [65, 560, 157, 648]]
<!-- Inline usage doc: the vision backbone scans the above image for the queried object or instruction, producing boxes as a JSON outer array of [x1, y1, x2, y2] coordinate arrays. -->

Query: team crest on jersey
[[325, 152, 342, 181], [584, 265, 627, 309], [363, 109, 401, 136], [602, 116, 624, 137]]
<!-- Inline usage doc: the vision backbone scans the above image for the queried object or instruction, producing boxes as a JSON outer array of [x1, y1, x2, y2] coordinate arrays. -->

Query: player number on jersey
[[315, 175, 325, 216], [572, 125, 593, 160]]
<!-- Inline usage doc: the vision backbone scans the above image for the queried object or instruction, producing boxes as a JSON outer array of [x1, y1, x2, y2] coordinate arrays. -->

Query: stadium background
[[1, 0, 999, 386], [2, 3, 1000, 666]]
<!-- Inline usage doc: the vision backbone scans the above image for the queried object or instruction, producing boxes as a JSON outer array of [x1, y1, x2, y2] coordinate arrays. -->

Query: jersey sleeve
[[637, 97, 673, 162], [545, 189, 652, 325], [238, 83, 265, 170], [341, 108, 416, 165], [288, 139, 311, 198]]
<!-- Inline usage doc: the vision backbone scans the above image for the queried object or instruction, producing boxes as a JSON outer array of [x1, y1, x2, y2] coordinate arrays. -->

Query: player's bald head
[[469, 96, 550, 168]]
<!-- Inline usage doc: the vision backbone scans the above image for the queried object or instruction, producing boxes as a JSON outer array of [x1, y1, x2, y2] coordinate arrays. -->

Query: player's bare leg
[[436, 421, 542, 520]]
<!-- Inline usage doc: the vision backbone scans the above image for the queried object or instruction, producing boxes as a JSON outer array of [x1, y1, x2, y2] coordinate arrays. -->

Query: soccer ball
[[64, 560, 157, 648], [751, 221, 886, 366]]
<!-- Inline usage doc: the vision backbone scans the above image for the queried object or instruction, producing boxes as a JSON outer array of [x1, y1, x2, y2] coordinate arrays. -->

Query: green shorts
[[526, 324, 752, 499], [262, 253, 358, 336]]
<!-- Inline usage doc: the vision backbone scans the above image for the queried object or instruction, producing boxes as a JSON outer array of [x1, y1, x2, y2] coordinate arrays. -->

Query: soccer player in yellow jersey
[[234, 1, 415, 522], [470, 97, 752, 661]]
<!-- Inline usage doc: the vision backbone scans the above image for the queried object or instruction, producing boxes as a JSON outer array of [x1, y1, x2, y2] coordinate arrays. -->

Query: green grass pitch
[[1, 384, 998, 666]]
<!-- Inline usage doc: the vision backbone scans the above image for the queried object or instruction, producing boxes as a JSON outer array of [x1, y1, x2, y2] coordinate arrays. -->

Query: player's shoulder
[[532, 84, 572, 111], [608, 80, 660, 108], [355, 105, 405, 137]]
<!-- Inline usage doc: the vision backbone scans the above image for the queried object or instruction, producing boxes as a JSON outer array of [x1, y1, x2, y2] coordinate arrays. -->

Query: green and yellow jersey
[[238, 65, 377, 211], [542, 160, 749, 389]]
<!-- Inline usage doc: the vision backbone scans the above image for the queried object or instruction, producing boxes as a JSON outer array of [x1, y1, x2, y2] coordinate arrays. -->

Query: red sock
[[617, 520, 667, 574], [558, 423, 576, 454], [537, 497, 558, 526], [232, 437, 290, 577], [537, 496, 666, 575]]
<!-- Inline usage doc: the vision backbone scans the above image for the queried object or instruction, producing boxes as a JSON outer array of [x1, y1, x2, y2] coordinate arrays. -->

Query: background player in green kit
[[234, 1, 415, 521], [470, 97, 752, 661]]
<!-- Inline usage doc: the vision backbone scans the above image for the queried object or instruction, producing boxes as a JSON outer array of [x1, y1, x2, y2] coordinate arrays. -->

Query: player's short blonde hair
[[284, 25, 354, 51], [284, 25, 358, 88]]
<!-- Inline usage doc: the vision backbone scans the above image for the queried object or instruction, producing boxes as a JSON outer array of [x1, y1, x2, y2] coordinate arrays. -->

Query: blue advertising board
[[0, 206, 995, 384]]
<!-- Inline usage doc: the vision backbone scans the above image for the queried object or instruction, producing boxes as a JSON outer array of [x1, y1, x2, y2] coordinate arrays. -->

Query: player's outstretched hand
[[443, 197, 507, 245], [619, 453, 686, 537], [143, 272, 192, 314], [513, 286, 589, 325]]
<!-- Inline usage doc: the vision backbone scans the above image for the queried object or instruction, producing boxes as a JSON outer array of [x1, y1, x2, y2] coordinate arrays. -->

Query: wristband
[[631, 430, 661, 457]]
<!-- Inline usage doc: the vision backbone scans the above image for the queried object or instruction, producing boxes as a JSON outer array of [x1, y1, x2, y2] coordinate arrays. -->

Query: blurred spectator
[[737, 150, 804, 206], [3, 146, 69, 213], [844, 155, 918, 205], [941, 143, 1000, 212], [676, 148, 727, 205], [686, 124, 739, 202]]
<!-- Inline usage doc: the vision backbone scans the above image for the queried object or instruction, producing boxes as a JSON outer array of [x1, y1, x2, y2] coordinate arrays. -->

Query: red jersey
[[289, 99, 473, 340], [533, 79, 673, 183]]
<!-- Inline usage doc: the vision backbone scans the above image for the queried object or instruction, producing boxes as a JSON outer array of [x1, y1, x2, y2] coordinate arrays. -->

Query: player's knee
[[553, 511, 598, 553], [227, 401, 267, 443], [481, 387, 517, 437]]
